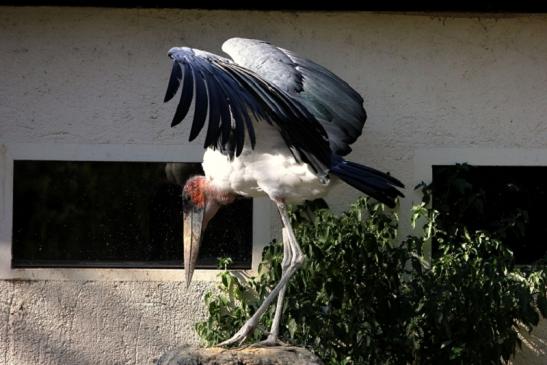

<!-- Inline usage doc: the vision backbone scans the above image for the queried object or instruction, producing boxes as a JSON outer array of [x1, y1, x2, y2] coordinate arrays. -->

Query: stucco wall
[[0, 6, 546, 364], [0, 280, 209, 364]]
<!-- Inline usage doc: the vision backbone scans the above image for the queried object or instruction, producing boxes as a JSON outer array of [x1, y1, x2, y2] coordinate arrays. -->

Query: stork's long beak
[[183, 199, 204, 288]]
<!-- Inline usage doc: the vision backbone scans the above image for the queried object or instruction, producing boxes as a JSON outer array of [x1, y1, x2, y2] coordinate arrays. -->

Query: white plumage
[[202, 122, 333, 203]]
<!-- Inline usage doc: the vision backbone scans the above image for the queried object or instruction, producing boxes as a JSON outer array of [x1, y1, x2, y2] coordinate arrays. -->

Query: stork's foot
[[216, 322, 257, 347], [252, 336, 289, 347]]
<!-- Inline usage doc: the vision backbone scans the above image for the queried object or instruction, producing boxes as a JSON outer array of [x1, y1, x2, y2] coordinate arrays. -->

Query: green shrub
[[412, 219, 546, 363], [195, 198, 546, 365]]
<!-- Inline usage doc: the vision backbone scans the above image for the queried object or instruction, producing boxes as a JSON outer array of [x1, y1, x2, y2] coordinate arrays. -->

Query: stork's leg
[[261, 227, 291, 345], [217, 201, 304, 347]]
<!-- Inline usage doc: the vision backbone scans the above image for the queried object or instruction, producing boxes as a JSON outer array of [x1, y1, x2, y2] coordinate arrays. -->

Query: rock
[[156, 344, 324, 365]]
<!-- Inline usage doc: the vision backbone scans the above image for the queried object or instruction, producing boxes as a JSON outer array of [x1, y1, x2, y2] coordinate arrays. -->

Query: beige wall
[[0, 6, 546, 364]]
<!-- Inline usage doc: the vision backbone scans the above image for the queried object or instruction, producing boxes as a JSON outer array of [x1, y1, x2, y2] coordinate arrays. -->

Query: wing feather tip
[[171, 118, 182, 128], [164, 93, 174, 103]]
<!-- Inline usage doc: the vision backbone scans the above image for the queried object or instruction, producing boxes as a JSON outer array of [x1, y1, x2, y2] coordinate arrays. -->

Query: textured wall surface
[[0, 280, 209, 365], [0, 6, 546, 364]]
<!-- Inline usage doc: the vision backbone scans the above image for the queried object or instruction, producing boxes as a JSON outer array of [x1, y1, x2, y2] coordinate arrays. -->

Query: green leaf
[[287, 317, 298, 339]]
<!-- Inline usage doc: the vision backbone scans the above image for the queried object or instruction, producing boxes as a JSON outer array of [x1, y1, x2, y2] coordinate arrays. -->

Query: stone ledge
[[156, 345, 324, 365]]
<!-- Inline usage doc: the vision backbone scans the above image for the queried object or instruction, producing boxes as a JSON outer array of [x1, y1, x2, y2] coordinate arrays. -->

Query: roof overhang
[[3, 1, 547, 13]]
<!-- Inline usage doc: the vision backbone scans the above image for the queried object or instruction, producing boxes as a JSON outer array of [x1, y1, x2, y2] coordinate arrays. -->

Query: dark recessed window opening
[[12, 160, 253, 269], [431, 165, 547, 265]]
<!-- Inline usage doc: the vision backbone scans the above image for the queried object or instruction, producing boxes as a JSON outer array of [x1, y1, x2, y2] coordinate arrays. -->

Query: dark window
[[431, 165, 547, 265], [12, 160, 252, 269]]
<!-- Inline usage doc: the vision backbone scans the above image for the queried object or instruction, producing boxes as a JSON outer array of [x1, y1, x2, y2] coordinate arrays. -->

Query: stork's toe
[[216, 323, 256, 347], [252, 336, 289, 347]]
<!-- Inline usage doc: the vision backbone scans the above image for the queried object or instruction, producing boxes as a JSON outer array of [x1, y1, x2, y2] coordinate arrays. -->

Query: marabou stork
[[162, 38, 404, 346]]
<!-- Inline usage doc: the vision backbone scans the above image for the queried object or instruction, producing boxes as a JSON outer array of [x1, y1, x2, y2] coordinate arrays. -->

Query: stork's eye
[[182, 194, 191, 204], [181, 188, 194, 207]]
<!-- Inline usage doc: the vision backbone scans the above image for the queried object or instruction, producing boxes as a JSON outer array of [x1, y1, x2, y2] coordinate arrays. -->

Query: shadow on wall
[[511, 320, 547, 364]]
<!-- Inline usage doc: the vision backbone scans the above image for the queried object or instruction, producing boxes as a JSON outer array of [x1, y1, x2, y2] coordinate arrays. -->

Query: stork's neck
[[207, 183, 236, 205]]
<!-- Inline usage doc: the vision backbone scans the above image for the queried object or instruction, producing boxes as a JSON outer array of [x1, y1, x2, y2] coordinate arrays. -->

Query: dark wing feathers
[[188, 64, 208, 140], [170, 61, 194, 128], [164, 46, 331, 174], [163, 61, 182, 103], [222, 38, 367, 156]]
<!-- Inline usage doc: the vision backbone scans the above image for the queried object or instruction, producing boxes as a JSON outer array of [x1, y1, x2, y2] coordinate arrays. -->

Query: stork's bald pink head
[[183, 175, 236, 208], [183, 175, 208, 208], [181, 175, 235, 288]]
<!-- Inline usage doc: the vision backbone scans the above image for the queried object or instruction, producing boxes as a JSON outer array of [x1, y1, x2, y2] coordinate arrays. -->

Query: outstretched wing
[[163, 46, 332, 176], [222, 38, 367, 156]]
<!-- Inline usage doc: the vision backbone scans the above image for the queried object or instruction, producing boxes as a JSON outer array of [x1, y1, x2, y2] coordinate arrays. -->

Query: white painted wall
[[0, 6, 546, 364]]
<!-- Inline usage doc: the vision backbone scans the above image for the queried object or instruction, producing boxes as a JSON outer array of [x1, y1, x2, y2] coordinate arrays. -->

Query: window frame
[[411, 147, 547, 261], [0, 143, 272, 281]]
